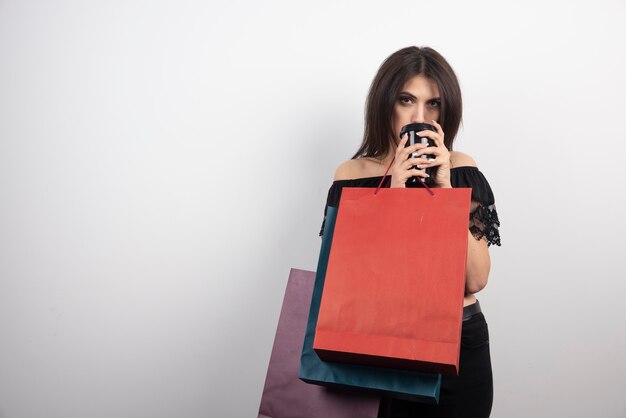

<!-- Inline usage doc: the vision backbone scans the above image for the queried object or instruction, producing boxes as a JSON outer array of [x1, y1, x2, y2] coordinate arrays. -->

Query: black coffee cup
[[400, 123, 436, 187]]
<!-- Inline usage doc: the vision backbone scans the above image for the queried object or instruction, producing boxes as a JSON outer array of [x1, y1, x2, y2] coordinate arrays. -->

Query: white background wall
[[1, 1, 625, 417]]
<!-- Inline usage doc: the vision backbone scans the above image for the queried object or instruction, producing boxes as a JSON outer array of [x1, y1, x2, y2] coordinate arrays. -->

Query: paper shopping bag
[[299, 206, 441, 404], [313, 187, 471, 375], [258, 268, 382, 418]]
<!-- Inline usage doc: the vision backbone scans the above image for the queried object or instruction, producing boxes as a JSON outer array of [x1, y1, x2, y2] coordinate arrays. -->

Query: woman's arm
[[450, 151, 491, 294], [465, 210, 491, 294]]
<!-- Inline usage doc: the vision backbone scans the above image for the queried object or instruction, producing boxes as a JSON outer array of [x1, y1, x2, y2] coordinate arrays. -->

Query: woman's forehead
[[401, 75, 440, 98]]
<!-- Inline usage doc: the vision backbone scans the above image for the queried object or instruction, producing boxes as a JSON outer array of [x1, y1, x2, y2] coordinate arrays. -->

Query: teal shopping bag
[[298, 206, 442, 404]]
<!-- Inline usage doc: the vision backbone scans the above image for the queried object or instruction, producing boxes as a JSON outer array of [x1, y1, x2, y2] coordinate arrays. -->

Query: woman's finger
[[396, 133, 410, 156], [403, 158, 424, 170], [412, 168, 429, 178], [416, 130, 440, 145], [430, 119, 443, 132], [430, 120, 445, 141], [413, 157, 434, 166], [415, 146, 440, 158], [399, 146, 427, 163], [417, 129, 446, 149]]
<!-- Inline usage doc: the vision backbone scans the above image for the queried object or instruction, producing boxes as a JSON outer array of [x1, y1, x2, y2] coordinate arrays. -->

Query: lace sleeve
[[469, 203, 501, 247], [451, 166, 502, 247]]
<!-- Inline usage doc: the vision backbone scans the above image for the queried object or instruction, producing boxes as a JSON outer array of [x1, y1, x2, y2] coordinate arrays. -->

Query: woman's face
[[391, 74, 441, 143]]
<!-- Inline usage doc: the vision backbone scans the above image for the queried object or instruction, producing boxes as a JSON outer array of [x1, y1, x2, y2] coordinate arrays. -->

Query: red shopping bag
[[313, 187, 471, 376]]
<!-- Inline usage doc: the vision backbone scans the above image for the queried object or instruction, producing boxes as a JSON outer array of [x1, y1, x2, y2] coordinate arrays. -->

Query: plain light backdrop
[[1, 0, 625, 417]]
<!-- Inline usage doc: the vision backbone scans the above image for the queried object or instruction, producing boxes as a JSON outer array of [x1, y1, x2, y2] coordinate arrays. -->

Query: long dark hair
[[352, 46, 463, 159]]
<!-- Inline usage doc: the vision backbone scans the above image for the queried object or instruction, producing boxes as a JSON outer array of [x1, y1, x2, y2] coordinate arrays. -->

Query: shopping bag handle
[[374, 157, 434, 196]]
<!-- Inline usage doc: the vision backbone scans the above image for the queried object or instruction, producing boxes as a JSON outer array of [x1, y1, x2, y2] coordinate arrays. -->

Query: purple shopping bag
[[258, 268, 382, 418]]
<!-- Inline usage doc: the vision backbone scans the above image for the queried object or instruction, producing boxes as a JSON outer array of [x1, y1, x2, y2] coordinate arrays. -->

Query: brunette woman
[[319, 46, 501, 418]]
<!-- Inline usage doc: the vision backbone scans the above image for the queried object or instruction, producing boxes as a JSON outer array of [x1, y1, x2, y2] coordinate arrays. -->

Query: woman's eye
[[428, 100, 441, 107], [399, 97, 413, 104]]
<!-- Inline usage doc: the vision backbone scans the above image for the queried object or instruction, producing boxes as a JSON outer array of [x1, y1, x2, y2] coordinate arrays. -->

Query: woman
[[319, 46, 500, 417]]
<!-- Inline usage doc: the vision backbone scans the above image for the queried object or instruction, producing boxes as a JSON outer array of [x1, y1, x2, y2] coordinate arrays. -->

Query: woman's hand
[[413, 120, 452, 188], [389, 134, 431, 188], [389, 120, 452, 188]]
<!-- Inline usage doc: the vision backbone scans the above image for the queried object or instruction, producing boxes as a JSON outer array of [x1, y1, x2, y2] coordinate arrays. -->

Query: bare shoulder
[[450, 150, 477, 168], [335, 156, 392, 180], [334, 159, 364, 181]]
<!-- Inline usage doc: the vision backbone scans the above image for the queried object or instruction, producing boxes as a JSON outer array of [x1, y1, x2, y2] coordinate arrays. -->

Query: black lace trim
[[469, 204, 501, 247]]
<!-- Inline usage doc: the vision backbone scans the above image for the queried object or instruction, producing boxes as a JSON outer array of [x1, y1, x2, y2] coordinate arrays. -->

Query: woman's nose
[[411, 105, 425, 123]]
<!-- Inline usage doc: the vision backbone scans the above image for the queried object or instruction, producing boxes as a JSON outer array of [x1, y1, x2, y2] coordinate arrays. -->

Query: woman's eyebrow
[[399, 91, 441, 101]]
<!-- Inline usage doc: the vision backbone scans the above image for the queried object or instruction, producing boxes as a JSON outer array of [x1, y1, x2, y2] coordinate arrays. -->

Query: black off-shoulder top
[[319, 166, 501, 247]]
